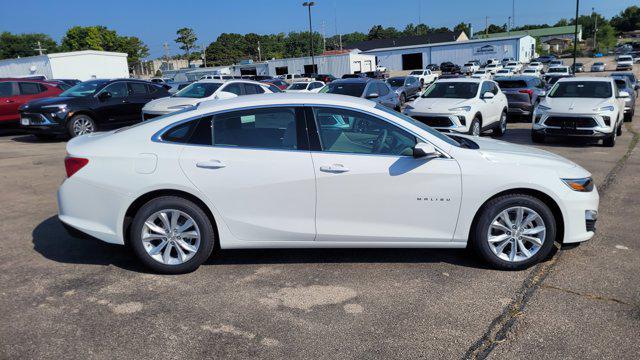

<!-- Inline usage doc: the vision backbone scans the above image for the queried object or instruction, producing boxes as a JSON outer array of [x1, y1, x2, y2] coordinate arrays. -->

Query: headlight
[[562, 177, 594, 192], [594, 105, 614, 112], [42, 104, 68, 112], [448, 106, 471, 112], [536, 104, 551, 111]]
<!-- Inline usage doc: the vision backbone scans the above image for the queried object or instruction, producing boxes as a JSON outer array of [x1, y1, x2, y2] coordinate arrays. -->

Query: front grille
[[586, 219, 596, 232], [143, 113, 161, 121], [545, 116, 597, 128], [22, 113, 48, 124], [412, 116, 453, 127]]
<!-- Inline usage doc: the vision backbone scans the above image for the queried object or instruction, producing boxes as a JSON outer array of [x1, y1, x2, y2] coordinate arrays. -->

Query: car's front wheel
[[67, 114, 96, 138], [468, 118, 481, 136], [130, 196, 215, 274], [472, 194, 556, 270], [493, 110, 508, 137]]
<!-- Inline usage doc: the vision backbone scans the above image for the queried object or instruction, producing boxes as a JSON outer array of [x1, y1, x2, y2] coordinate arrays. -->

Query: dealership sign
[[474, 45, 497, 55]]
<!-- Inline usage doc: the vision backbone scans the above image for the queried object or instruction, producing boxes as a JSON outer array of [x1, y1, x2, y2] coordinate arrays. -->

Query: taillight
[[519, 89, 534, 100], [64, 156, 89, 177]]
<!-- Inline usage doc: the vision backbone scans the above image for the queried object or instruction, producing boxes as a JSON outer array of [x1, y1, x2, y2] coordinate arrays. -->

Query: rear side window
[[222, 83, 243, 96], [0, 82, 14, 97], [128, 82, 148, 95], [19, 82, 45, 95], [213, 107, 300, 150], [243, 83, 265, 95], [162, 116, 213, 145]]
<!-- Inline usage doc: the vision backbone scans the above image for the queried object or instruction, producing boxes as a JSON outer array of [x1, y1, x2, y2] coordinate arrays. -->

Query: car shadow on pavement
[[32, 216, 144, 272], [11, 135, 65, 143], [502, 128, 605, 148]]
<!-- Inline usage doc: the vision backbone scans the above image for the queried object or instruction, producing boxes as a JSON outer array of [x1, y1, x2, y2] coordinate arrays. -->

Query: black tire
[[616, 122, 623, 136], [399, 93, 406, 106], [471, 194, 557, 270], [531, 132, 545, 143], [603, 131, 616, 147], [66, 114, 97, 138], [468, 117, 481, 136], [130, 196, 215, 274], [493, 110, 507, 137]]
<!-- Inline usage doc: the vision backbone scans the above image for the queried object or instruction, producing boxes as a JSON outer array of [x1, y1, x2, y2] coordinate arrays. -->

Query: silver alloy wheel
[[141, 209, 201, 265], [500, 112, 507, 133], [72, 117, 95, 136], [487, 206, 546, 262], [472, 121, 481, 136]]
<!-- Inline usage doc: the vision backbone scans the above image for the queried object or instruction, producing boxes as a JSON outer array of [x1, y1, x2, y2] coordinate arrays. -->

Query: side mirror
[[215, 91, 238, 100], [413, 142, 440, 159], [98, 91, 112, 100], [365, 92, 379, 99], [482, 92, 495, 99], [618, 91, 630, 98]]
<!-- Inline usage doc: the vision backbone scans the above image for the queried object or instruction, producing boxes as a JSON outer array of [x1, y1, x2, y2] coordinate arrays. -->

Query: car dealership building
[[362, 35, 536, 71]]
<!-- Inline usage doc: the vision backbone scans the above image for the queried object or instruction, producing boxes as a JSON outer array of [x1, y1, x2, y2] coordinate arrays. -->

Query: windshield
[[548, 67, 567, 73], [619, 56, 632, 61], [322, 82, 366, 97], [288, 83, 308, 90], [473, 71, 485, 75], [549, 81, 612, 98], [173, 82, 222, 98], [409, 71, 422, 75], [523, 69, 536, 73], [387, 78, 405, 87], [593, 62, 604, 66], [422, 82, 479, 99], [374, 104, 461, 148], [59, 80, 108, 97]]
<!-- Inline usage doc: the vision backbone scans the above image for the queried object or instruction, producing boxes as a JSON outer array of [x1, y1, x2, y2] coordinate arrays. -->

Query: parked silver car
[[321, 78, 401, 110], [590, 62, 606, 72], [386, 76, 422, 105]]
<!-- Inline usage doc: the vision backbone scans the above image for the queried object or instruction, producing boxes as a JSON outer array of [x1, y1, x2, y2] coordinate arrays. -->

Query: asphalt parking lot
[[1, 64, 639, 359]]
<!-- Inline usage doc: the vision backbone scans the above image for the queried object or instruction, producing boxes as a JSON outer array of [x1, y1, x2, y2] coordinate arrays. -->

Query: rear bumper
[[507, 102, 533, 115]]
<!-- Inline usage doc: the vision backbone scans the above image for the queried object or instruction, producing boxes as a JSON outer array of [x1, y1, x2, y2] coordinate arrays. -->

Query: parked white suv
[[284, 81, 325, 93], [57, 93, 598, 273], [403, 78, 509, 136], [462, 62, 480, 74], [532, 77, 627, 146], [142, 80, 273, 119], [408, 69, 438, 86], [616, 55, 634, 71]]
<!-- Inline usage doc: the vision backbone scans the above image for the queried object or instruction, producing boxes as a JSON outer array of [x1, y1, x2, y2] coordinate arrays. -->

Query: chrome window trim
[[151, 103, 452, 158]]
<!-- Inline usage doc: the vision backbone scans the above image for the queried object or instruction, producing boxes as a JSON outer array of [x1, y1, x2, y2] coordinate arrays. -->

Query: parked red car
[[0, 79, 66, 124], [260, 78, 289, 91]]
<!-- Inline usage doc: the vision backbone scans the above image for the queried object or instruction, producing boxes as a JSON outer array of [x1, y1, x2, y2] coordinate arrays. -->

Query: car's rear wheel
[[67, 114, 96, 138], [472, 194, 556, 270], [130, 196, 215, 274], [493, 110, 507, 137]]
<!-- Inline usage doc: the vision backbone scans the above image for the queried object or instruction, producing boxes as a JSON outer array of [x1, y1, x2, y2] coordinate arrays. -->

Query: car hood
[[142, 96, 202, 112], [457, 135, 587, 176], [21, 96, 82, 110], [408, 97, 472, 112], [541, 97, 611, 113]]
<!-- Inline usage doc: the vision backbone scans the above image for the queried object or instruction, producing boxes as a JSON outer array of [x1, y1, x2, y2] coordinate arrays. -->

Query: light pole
[[303, 2, 316, 74], [572, 0, 579, 70]]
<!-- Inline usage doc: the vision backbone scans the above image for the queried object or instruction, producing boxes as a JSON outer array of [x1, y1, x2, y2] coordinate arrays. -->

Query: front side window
[[288, 83, 309, 90], [128, 82, 148, 95], [213, 107, 299, 150], [422, 82, 479, 99], [0, 82, 14, 97], [243, 83, 265, 94], [376, 83, 390, 96], [100, 82, 128, 98], [313, 107, 416, 156], [549, 81, 613, 98]]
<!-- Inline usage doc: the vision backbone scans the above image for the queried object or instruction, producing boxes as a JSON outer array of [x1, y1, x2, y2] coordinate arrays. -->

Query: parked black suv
[[494, 76, 547, 121], [440, 62, 461, 74], [19, 79, 169, 139]]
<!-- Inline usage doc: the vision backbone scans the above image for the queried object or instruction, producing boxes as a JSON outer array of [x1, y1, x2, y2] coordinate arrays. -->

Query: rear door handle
[[196, 160, 226, 169], [319, 164, 350, 173]]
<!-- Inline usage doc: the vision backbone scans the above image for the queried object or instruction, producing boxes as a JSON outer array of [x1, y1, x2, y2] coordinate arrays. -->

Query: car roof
[[436, 77, 483, 83], [495, 75, 537, 81], [557, 76, 611, 83], [195, 93, 377, 113]]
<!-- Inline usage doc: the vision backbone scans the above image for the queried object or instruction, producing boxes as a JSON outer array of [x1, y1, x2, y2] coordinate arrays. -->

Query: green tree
[[554, 18, 570, 27], [367, 25, 400, 40], [0, 32, 58, 59], [205, 33, 247, 66], [60, 26, 149, 67], [119, 36, 149, 68], [453, 22, 471, 37], [175, 27, 198, 65], [610, 5, 640, 32], [595, 22, 617, 52]]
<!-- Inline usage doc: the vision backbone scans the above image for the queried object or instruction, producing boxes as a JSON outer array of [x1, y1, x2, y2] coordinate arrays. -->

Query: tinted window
[[423, 82, 479, 99], [101, 82, 128, 98], [377, 82, 390, 96], [128, 82, 148, 95], [222, 83, 243, 96], [60, 80, 108, 97], [267, 84, 283, 93], [549, 81, 612, 98], [19, 82, 45, 95], [480, 82, 492, 95], [0, 82, 13, 97], [174, 82, 221, 98], [213, 107, 298, 150], [323, 82, 366, 97], [387, 78, 405, 87], [244, 83, 264, 94], [288, 83, 309, 90], [364, 83, 378, 97], [162, 117, 213, 145], [313, 107, 416, 156]]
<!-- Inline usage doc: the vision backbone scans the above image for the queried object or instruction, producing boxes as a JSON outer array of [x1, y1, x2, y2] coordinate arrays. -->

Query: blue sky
[[0, 0, 636, 58]]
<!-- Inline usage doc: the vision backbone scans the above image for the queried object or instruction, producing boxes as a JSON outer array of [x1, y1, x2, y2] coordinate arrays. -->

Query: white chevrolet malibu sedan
[[58, 93, 599, 273]]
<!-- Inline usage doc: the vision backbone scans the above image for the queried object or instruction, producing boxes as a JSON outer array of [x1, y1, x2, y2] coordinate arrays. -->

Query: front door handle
[[319, 164, 350, 173], [196, 160, 226, 169]]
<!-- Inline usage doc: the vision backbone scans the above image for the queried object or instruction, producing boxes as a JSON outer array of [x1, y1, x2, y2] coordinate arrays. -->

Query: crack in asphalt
[[463, 123, 640, 360], [540, 284, 632, 306]]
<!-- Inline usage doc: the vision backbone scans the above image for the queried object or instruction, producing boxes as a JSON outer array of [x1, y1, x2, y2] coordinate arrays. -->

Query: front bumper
[[19, 112, 67, 134], [532, 113, 615, 138], [561, 187, 599, 244], [507, 102, 533, 116], [405, 111, 469, 133]]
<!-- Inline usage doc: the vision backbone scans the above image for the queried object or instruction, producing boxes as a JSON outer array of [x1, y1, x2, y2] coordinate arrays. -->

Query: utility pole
[[485, 16, 489, 36], [34, 41, 46, 55], [321, 20, 326, 52], [512, 0, 515, 29], [572, 0, 579, 70], [508, 16, 511, 35], [162, 42, 170, 70], [202, 43, 207, 68], [303, 2, 316, 73], [592, 7, 598, 51]]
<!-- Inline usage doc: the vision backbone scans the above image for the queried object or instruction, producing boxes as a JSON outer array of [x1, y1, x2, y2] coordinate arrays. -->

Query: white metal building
[[0, 50, 129, 80], [264, 51, 377, 77], [363, 35, 536, 71]]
